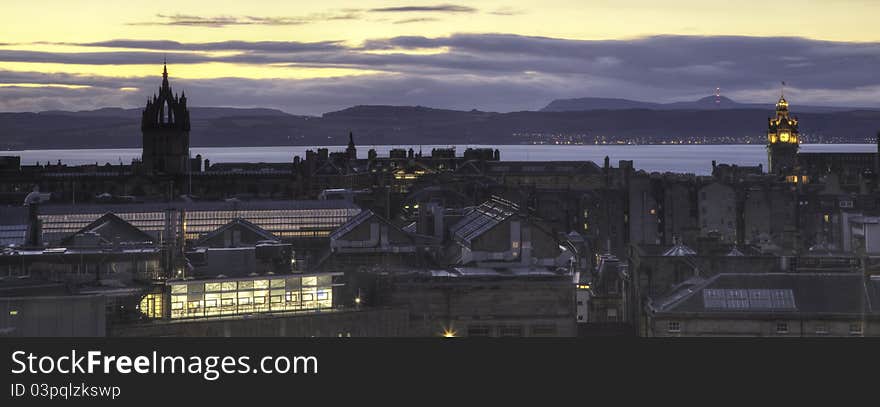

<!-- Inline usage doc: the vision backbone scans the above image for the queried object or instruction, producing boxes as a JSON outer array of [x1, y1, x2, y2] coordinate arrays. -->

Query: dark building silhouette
[[141, 62, 190, 175], [346, 131, 357, 160]]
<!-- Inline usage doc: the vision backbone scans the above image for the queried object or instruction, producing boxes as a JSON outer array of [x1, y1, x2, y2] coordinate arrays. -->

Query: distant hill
[[542, 96, 877, 113], [3, 104, 880, 150]]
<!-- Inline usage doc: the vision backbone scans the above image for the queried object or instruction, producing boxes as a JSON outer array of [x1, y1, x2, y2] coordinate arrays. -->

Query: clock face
[[780, 132, 790, 142]]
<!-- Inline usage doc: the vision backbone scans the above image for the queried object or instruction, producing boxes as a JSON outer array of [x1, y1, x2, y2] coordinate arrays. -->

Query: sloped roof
[[194, 217, 277, 246], [651, 273, 872, 315], [663, 242, 697, 256], [329, 209, 375, 240], [449, 197, 518, 245], [0, 206, 28, 246], [61, 213, 152, 245], [329, 209, 412, 242]]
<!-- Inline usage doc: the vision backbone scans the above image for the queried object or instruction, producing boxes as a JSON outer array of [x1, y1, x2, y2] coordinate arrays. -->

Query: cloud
[[368, 4, 477, 13], [3, 34, 880, 113], [125, 5, 485, 27], [393, 18, 440, 24], [128, 12, 359, 27], [56, 39, 347, 53], [488, 7, 525, 16]]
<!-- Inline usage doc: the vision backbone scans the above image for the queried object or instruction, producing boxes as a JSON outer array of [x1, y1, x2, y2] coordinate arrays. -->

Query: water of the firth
[[6, 144, 875, 175]]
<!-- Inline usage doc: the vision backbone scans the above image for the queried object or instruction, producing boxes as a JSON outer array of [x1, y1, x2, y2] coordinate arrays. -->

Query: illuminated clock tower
[[766, 95, 799, 175]]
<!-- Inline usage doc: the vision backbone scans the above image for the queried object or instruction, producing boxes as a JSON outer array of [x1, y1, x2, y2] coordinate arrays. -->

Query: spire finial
[[781, 80, 786, 98]]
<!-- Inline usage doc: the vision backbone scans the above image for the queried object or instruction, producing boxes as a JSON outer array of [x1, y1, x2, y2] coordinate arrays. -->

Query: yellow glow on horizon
[[0, 43, 254, 61], [0, 61, 383, 80], [0, 0, 879, 89], [1, 1, 878, 46]]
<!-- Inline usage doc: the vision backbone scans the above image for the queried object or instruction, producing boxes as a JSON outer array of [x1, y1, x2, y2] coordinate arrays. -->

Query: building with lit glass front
[[36, 200, 361, 245], [137, 273, 342, 320]]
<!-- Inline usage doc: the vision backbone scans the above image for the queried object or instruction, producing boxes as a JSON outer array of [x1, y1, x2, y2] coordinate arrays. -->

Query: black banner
[[0, 338, 872, 405]]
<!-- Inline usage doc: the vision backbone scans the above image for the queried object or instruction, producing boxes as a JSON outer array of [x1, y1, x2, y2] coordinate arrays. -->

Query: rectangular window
[[776, 322, 789, 334], [815, 325, 828, 335], [530, 325, 557, 336], [498, 325, 523, 337], [667, 321, 681, 333], [467, 325, 492, 337], [205, 299, 218, 308], [607, 308, 618, 321], [849, 323, 863, 336]]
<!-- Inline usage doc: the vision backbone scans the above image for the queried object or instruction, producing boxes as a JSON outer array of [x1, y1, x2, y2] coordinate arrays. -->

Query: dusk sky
[[2, 0, 880, 114]]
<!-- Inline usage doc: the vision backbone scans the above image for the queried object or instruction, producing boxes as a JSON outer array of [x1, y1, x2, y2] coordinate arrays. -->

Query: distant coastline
[[3, 141, 875, 153], [3, 103, 880, 150], [7, 144, 877, 176]]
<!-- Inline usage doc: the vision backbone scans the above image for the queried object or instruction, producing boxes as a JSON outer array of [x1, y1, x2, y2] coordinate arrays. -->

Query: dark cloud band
[[2, 34, 880, 113]]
